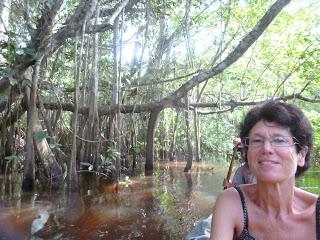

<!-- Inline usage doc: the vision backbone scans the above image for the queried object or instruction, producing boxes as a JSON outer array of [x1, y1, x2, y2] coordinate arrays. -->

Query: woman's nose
[[261, 139, 273, 151]]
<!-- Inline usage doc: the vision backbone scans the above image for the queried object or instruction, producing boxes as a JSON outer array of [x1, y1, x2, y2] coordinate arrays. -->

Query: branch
[[37, 93, 320, 115], [108, 0, 131, 24], [272, 45, 319, 98], [160, 0, 291, 105], [140, 0, 192, 83]]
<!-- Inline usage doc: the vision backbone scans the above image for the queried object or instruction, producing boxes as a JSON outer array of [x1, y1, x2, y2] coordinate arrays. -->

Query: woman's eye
[[251, 138, 263, 144], [273, 137, 286, 144]]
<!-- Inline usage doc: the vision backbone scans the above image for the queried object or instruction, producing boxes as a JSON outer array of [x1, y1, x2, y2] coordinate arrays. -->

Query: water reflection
[[2, 162, 318, 239], [0, 162, 223, 239]]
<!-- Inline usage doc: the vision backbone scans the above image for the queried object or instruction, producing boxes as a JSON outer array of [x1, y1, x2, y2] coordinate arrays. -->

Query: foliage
[[296, 164, 320, 195], [35, 130, 48, 141], [4, 149, 26, 169], [100, 146, 121, 166], [132, 140, 145, 156], [305, 109, 320, 159]]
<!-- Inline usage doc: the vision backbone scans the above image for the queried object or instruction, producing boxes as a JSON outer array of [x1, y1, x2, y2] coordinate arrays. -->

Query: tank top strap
[[316, 196, 320, 240], [234, 186, 249, 231]]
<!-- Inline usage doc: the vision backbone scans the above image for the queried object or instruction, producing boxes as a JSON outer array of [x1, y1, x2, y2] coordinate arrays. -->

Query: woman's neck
[[254, 180, 295, 217]]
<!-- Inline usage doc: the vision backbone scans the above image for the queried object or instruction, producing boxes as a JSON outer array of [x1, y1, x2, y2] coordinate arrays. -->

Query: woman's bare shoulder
[[211, 188, 244, 240], [294, 187, 319, 208], [214, 187, 244, 213], [218, 187, 240, 199]]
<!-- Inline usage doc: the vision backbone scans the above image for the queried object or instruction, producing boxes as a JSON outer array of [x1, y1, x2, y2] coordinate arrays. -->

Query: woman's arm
[[210, 189, 240, 240]]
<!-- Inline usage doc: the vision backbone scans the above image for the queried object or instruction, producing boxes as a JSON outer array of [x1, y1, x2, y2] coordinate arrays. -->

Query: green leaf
[[35, 131, 48, 140], [5, 155, 19, 161]]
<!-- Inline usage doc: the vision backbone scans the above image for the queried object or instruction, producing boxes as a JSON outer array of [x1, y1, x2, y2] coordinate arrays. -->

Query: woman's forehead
[[249, 120, 290, 135]]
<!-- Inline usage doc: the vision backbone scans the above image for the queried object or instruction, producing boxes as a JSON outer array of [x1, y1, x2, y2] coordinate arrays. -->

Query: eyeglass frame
[[242, 136, 300, 148]]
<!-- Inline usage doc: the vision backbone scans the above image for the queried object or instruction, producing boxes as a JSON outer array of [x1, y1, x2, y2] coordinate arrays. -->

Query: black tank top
[[234, 186, 320, 240]]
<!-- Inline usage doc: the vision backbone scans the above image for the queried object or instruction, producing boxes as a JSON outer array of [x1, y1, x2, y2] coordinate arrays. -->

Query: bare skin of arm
[[210, 188, 243, 240]]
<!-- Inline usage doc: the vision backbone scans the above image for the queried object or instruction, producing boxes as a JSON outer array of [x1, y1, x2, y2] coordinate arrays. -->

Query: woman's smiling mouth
[[258, 160, 280, 165]]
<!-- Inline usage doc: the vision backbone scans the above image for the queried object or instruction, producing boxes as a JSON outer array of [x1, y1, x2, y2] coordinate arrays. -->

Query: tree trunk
[[130, 117, 137, 170], [145, 109, 161, 172], [184, 97, 193, 173], [83, 4, 100, 164], [2, 122, 13, 174], [69, 1, 96, 189], [69, 33, 81, 190], [78, 39, 89, 163], [193, 108, 201, 162], [22, 59, 42, 191], [169, 110, 179, 161], [158, 111, 168, 161], [33, 118, 63, 188], [111, 15, 122, 184]]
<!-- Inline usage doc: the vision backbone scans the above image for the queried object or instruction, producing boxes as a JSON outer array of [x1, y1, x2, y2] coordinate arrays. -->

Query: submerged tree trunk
[[145, 109, 161, 172]]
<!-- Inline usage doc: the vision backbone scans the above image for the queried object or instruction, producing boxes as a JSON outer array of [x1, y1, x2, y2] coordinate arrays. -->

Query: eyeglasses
[[242, 136, 299, 148]]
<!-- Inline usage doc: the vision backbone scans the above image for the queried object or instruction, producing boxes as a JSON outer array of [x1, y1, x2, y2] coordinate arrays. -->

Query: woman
[[210, 100, 319, 240]]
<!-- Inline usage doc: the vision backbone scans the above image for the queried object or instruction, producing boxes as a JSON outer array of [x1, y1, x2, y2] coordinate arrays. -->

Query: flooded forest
[[0, 0, 320, 239]]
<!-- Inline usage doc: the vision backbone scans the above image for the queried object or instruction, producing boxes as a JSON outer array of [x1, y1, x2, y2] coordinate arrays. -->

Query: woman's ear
[[297, 147, 308, 167]]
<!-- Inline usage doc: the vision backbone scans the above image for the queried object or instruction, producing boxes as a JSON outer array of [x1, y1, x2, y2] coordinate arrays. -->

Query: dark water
[[0, 162, 319, 239], [0, 162, 225, 239]]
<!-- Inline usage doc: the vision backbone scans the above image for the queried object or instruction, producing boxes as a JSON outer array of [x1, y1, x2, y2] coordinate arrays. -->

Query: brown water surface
[[0, 162, 225, 239]]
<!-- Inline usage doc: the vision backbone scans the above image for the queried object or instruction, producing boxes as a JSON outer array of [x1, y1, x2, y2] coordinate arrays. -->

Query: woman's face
[[246, 120, 306, 183]]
